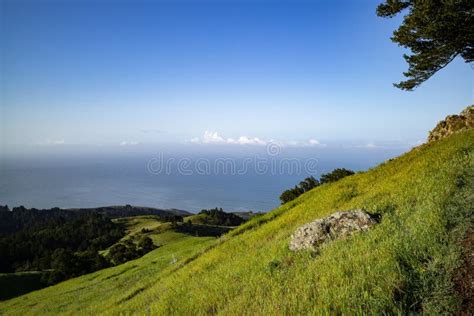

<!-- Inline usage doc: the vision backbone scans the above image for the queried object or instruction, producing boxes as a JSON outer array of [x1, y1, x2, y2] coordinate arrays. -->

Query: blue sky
[[1, 0, 472, 151]]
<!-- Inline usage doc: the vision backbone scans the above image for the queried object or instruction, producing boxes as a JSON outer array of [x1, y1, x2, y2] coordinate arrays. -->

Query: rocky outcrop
[[428, 105, 473, 142], [289, 210, 378, 251]]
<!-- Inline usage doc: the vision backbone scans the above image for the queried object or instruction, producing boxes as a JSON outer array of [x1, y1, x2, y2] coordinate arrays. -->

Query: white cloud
[[284, 140, 299, 146], [345, 142, 378, 149], [202, 131, 226, 144], [228, 136, 266, 145], [194, 131, 267, 145], [37, 139, 65, 146], [275, 139, 327, 148], [307, 139, 326, 147], [189, 137, 201, 144], [120, 140, 139, 146], [50, 139, 65, 145], [189, 132, 325, 147]]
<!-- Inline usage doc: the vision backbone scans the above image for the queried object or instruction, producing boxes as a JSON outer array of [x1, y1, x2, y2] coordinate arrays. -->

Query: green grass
[[183, 213, 207, 224], [99, 215, 174, 256], [113, 215, 165, 237], [0, 231, 215, 314], [183, 213, 238, 227], [1, 130, 472, 315]]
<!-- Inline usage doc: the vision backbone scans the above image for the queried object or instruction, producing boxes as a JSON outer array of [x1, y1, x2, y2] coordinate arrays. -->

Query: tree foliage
[[377, 0, 474, 90], [279, 170, 355, 204], [279, 176, 320, 204], [0, 205, 185, 236], [107, 236, 157, 265], [279, 189, 300, 205], [47, 248, 109, 284], [197, 208, 245, 226], [320, 168, 355, 184], [0, 208, 124, 284], [0, 206, 172, 286]]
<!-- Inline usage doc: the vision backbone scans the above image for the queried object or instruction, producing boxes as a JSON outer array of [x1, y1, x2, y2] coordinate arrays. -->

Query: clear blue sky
[[1, 0, 472, 150]]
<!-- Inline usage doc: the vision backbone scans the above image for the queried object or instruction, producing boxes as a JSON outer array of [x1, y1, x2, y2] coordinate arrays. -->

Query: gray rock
[[428, 105, 473, 142], [289, 210, 377, 251]]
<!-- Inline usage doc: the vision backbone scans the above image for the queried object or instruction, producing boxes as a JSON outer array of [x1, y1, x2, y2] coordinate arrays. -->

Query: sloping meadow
[[1, 130, 472, 315]]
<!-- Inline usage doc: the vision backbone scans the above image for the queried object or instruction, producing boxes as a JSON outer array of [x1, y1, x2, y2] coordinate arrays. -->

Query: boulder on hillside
[[428, 105, 473, 142], [289, 210, 378, 252]]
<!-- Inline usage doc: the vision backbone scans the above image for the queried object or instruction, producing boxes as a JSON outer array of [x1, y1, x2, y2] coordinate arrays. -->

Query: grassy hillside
[[0, 230, 215, 313], [1, 130, 472, 314], [112, 215, 168, 240], [98, 215, 168, 257], [114, 215, 164, 232]]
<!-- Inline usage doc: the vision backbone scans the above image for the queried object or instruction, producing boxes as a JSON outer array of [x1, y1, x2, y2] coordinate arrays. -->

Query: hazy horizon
[[0, 143, 407, 211]]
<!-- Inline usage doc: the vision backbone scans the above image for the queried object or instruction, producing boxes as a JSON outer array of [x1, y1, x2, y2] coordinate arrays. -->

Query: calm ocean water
[[0, 145, 408, 213]]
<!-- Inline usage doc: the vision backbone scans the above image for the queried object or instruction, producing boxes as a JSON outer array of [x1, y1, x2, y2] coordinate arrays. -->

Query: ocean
[[0, 144, 409, 213]]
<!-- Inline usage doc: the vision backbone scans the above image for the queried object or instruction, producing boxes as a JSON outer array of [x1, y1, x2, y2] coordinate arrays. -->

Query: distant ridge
[[0, 205, 191, 235], [67, 205, 192, 217]]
